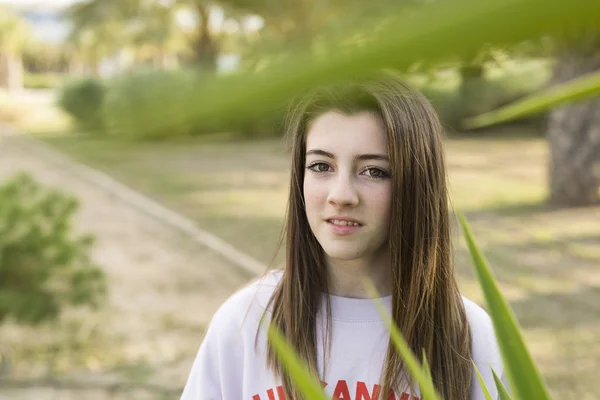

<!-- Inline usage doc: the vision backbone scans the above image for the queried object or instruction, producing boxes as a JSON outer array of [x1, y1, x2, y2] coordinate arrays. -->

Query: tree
[[184, 0, 219, 70], [65, 20, 123, 76], [66, 0, 218, 72], [0, 7, 31, 92], [127, 2, 190, 69], [217, 0, 400, 72], [546, 35, 600, 207], [23, 40, 69, 75]]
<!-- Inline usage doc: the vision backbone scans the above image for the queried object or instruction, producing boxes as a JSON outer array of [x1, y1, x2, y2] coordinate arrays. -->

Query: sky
[[0, 0, 82, 42], [0, 0, 262, 44], [0, 0, 82, 10]]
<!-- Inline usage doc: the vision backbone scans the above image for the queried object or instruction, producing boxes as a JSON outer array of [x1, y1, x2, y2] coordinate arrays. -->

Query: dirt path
[[0, 131, 257, 399]]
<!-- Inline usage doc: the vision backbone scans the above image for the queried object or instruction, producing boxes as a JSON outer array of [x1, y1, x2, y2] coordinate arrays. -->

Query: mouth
[[326, 218, 363, 227], [325, 219, 363, 235]]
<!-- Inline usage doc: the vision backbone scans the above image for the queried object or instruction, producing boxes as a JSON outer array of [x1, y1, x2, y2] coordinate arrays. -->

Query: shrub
[[104, 69, 199, 140], [0, 172, 107, 326], [103, 68, 288, 140], [58, 77, 106, 134]]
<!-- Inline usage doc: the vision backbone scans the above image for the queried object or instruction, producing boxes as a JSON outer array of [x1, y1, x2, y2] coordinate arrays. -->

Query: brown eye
[[307, 162, 331, 173], [364, 167, 389, 179]]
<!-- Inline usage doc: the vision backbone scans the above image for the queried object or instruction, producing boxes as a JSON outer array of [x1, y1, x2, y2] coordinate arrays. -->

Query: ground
[[0, 111, 599, 398], [0, 130, 252, 399]]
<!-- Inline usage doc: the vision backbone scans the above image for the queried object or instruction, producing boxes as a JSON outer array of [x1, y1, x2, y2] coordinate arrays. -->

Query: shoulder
[[461, 296, 504, 379], [461, 296, 499, 349], [462, 296, 493, 332], [180, 272, 282, 399], [207, 269, 283, 335]]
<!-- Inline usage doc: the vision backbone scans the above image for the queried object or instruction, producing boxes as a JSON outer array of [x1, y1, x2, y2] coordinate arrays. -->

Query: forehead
[[305, 111, 388, 154]]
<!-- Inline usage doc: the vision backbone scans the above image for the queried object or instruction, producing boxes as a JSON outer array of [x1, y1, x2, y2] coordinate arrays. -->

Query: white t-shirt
[[181, 270, 506, 400]]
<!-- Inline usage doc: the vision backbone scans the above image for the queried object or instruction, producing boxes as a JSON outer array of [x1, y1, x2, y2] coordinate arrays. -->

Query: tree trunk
[[0, 53, 7, 89], [7, 54, 23, 92], [459, 63, 486, 120], [193, 3, 217, 72], [0, 52, 23, 92], [546, 44, 600, 207]]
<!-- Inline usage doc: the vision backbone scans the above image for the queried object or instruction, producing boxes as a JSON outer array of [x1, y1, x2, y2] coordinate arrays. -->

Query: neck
[[325, 250, 391, 298]]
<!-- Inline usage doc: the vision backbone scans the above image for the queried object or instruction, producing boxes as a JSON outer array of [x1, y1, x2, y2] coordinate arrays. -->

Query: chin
[[321, 244, 364, 261]]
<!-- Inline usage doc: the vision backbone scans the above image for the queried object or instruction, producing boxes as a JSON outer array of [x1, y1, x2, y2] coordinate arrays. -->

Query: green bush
[[0, 172, 107, 325], [104, 69, 201, 140], [103, 69, 287, 140], [58, 77, 106, 134]]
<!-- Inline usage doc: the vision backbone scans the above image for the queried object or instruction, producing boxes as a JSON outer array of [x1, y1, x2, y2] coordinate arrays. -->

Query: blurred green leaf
[[365, 280, 441, 400], [457, 212, 551, 400], [492, 369, 514, 400], [463, 69, 600, 129], [472, 361, 493, 400], [181, 0, 599, 125], [267, 324, 329, 400], [421, 349, 433, 387]]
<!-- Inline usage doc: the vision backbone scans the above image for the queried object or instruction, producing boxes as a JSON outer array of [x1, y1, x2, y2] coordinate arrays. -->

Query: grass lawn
[[34, 126, 600, 399], [35, 127, 555, 266]]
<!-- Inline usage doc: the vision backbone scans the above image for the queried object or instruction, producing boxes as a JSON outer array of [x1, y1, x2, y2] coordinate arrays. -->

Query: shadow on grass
[[460, 199, 551, 219], [510, 284, 600, 329], [462, 198, 600, 219]]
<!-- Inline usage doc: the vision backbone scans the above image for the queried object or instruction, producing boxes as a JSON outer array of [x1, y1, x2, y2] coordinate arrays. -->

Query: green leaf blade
[[463, 69, 600, 129], [143, 0, 600, 130], [472, 361, 493, 400], [267, 324, 329, 400], [492, 369, 514, 400], [457, 212, 552, 400], [365, 280, 441, 400], [421, 349, 433, 386]]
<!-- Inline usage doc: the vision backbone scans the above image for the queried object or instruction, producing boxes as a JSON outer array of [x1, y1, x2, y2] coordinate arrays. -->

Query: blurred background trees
[[0, 6, 32, 91], [1, 0, 598, 205], [0, 0, 598, 396]]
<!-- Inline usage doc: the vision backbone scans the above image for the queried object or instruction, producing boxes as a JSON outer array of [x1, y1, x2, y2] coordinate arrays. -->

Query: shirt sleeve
[[464, 298, 506, 400], [180, 285, 252, 400], [180, 321, 224, 400]]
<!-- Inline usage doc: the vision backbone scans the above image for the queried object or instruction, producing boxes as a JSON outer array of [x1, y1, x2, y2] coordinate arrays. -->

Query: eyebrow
[[306, 149, 389, 162]]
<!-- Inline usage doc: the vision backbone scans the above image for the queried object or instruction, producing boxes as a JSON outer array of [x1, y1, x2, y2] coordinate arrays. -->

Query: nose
[[327, 173, 359, 208]]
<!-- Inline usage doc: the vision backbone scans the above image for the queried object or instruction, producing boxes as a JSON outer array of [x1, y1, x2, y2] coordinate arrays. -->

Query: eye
[[363, 167, 390, 179], [307, 162, 332, 173]]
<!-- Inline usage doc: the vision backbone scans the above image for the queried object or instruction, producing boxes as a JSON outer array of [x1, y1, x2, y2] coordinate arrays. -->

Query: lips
[[325, 217, 363, 235], [326, 217, 363, 226], [327, 219, 361, 226]]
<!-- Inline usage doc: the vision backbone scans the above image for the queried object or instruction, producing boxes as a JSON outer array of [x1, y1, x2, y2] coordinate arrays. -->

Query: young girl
[[181, 75, 506, 400]]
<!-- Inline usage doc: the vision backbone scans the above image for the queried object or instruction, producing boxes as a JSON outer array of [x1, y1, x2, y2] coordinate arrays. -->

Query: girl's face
[[303, 110, 392, 262]]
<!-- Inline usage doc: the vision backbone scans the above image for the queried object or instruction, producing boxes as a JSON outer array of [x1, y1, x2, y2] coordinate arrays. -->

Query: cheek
[[303, 176, 327, 216], [369, 185, 392, 220]]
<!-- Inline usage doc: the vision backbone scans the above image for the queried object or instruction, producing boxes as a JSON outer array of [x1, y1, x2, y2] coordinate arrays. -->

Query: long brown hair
[[263, 74, 472, 400]]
